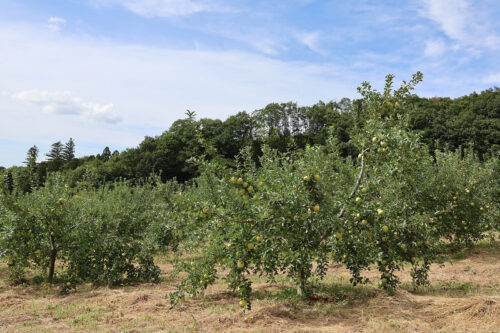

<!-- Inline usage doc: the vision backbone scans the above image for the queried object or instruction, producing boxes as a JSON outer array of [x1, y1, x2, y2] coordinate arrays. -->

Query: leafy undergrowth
[[0, 241, 499, 332]]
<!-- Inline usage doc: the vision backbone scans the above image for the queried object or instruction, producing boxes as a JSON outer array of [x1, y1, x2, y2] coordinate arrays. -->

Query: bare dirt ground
[[1, 241, 499, 332]]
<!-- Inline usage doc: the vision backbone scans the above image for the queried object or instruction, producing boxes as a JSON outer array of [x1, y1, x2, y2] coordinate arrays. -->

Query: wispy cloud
[[0, 20, 359, 166], [483, 72, 500, 84], [221, 30, 286, 55], [419, 0, 500, 51], [95, 0, 234, 17], [424, 39, 447, 57], [46, 17, 66, 31], [2, 1, 500, 167], [295, 31, 322, 53], [48, 17, 67, 24], [11, 89, 121, 124]]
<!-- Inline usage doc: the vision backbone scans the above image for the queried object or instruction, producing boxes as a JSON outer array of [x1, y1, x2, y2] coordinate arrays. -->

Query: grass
[[0, 241, 499, 332]]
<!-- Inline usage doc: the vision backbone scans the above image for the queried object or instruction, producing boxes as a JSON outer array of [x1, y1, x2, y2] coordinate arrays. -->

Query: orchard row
[[0, 73, 498, 310]]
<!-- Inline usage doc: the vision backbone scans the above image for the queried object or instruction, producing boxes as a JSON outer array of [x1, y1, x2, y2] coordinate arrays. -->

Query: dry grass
[[1, 241, 500, 332]]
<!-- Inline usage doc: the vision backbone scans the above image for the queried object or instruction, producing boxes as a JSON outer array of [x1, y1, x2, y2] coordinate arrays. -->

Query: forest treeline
[[1, 87, 499, 193]]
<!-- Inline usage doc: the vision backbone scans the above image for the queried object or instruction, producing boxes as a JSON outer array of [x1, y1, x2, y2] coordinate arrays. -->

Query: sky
[[1, 0, 500, 167]]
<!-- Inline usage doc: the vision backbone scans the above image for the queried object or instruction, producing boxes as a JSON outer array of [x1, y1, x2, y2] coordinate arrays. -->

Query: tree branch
[[337, 148, 370, 219], [317, 148, 369, 244]]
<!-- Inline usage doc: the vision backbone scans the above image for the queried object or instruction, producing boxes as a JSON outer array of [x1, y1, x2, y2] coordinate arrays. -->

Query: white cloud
[[11, 89, 121, 124], [0, 21, 362, 167], [123, 0, 207, 16], [420, 0, 470, 41], [48, 17, 67, 24], [483, 72, 500, 84], [95, 0, 231, 17], [46, 16, 66, 31], [47, 24, 61, 31], [419, 0, 500, 51], [424, 39, 447, 57], [295, 31, 322, 53]]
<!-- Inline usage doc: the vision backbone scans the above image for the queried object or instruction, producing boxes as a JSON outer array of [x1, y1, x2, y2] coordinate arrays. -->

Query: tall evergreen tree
[[24, 145, 39, 190], [46, 141, 65, 172], [62, 138, 76, 161], [3, 171, 14, 193], [46, 141, 64, 161], [101, 147, 111, 160], [25, 145, 39, 167]]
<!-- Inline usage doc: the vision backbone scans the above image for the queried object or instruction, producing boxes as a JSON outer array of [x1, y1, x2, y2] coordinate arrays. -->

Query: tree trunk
[[296, 272, 307, 297], [48, 234, 57, 283], [48, 248, 57, 283], [297, 283, 304, 297]]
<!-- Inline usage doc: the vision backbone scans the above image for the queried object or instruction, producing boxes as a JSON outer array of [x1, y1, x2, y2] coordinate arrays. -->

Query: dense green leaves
[[168, 73, 499, 308], [0, 175, 181, 287], [0, 73, 498, 311]]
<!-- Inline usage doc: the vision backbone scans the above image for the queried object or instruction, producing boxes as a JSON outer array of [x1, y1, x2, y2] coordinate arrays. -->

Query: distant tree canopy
[[2, 87, 499, 192], [408, 88, 500, 158]]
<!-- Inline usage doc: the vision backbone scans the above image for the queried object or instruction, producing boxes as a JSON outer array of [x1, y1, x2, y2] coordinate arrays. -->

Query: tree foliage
[[167, 73, 500, 308]]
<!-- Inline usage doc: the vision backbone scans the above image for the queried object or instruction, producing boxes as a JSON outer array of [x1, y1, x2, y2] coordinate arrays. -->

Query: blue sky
[[1, 0, 500, 167]]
